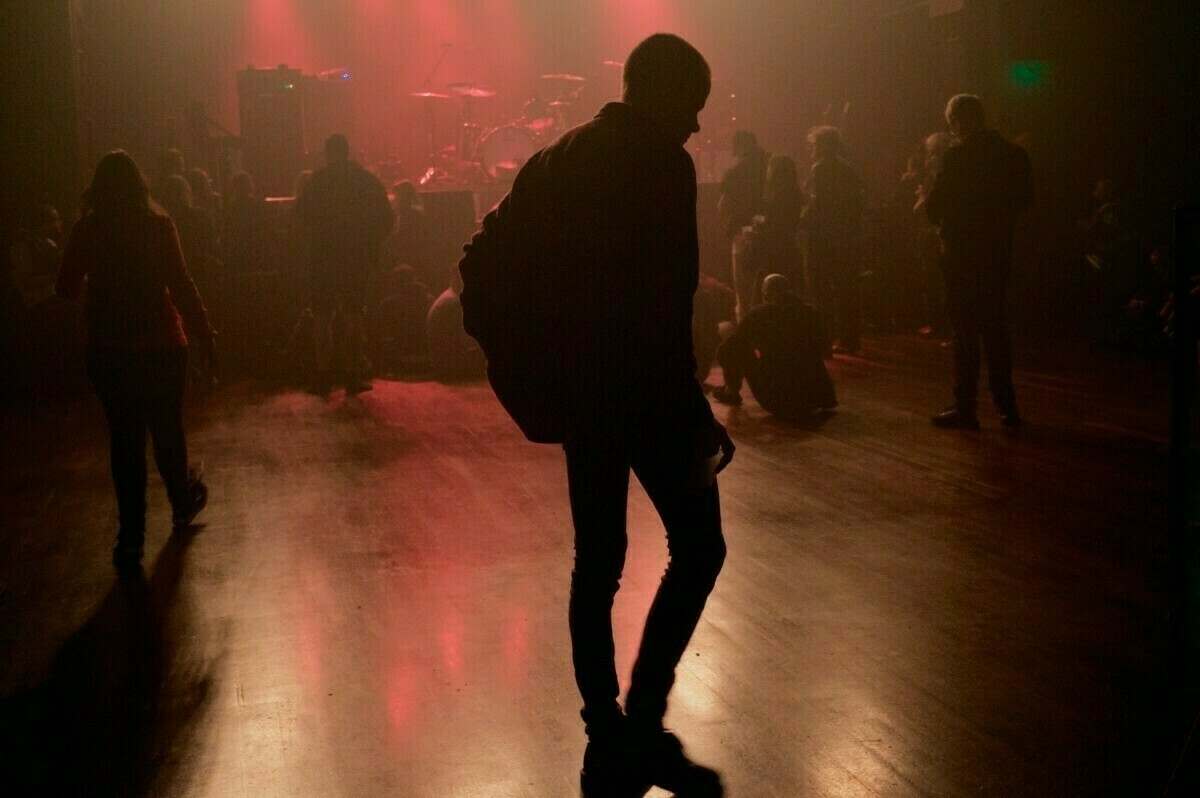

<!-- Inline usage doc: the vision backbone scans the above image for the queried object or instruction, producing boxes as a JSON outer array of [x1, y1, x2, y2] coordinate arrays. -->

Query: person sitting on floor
[[427, 276, 486, 382], [713, 273, 836, 419], [370, 264, 433, 374]]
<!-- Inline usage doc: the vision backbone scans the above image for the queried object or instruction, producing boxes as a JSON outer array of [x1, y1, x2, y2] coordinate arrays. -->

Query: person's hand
[[196, 329, 218, 368], [711, 419, 735, 474], [694, 418, 736, 475]]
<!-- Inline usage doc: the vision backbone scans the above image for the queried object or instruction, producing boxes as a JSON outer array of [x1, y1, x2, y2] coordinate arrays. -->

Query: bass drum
[[477, 125, 538, 180]]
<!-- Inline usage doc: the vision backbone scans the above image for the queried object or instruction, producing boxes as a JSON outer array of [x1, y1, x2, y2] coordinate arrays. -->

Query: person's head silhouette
[[761, 273, 790, 304], [83, 150, 150, 215], [621, 34, 711, 147], [324, 133, 351, 165]]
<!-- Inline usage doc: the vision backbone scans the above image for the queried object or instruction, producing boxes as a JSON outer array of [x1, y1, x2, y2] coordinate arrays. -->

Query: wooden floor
[[1, 333, 1194, 796]]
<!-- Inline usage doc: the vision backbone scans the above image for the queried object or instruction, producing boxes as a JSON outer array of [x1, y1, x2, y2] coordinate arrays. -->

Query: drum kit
[[409, 72, 592, 186]]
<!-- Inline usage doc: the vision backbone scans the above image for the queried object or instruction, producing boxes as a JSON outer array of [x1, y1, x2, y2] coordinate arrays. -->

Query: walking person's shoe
[[932, 404, 980, 430], [580, 732, 652, 798], [632, 726, 724, 797], [998, 405, 1022, 426], [173, 465, 209, 530]]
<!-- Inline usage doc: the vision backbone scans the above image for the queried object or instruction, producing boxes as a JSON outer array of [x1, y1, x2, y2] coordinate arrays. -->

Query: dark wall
[[0, 0, 84, 230]]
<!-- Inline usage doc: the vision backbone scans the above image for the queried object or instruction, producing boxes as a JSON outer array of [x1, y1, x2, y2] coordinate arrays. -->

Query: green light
[[1009, 60, 1048, 87]]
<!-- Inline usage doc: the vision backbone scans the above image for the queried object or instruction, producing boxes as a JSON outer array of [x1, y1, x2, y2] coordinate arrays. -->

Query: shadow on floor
[[0, 529, 222, 797]]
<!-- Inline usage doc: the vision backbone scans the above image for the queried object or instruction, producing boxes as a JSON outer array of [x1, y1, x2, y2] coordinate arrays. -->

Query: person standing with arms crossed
[[458, 33, 734, 798]]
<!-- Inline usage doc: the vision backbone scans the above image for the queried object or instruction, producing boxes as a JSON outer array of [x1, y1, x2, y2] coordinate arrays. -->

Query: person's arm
[[55, 218, 90, 300], [800, 163, 827, 229], [924, 148, 960, 226], [370, 174, 395, 245], [160, 216, 215, 355]]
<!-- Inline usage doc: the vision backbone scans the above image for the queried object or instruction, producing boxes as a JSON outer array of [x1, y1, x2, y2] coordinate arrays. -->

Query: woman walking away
[[57, 150, 216, 576]]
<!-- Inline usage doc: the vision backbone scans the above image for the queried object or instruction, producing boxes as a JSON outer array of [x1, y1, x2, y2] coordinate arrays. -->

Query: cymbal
[[547, 100, 571, 107], [602, 60, 624, 68], [410, 91, 452, 99], [447, 83, 496, 98], [541, 73, 585, 82]]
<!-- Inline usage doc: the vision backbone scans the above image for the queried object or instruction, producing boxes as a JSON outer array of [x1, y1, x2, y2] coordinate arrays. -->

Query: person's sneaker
[[173, 467, 209, 530], [633, 727, 724, 797], [580, 734, 652, 798], [932, 406, 980, 430], [711, 385, 742, 406], [999, 407, 1022, 426]]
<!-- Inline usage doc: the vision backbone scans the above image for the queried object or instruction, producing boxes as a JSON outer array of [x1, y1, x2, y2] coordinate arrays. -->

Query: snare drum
[[477, 125, 538, 179]]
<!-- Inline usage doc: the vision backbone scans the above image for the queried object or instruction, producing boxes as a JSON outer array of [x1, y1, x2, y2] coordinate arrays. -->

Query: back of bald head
[[945, 94, 985, 129], [622, 33, 711, 108], [762, 273, 789, 303]]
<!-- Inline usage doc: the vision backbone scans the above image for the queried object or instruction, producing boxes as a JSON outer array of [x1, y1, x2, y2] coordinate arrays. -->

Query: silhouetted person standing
[[802, 125, 865, 354], [719, 130, 770, 320], [925, 94, 1033, 429], [57, 151, 214, 575], [713, 273, 836, 419], [458, 33, 734, 798], [296, 134, 394, 394]]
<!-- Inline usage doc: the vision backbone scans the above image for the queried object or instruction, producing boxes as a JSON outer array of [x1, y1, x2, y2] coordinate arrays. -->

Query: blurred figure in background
[[150, 147, 186, 208], [9, 204, 64, 312], [56, 150, 215, 575], [384, 180, 430, 283], [802, 125, 865, 355], [719, 130, 769, 320], [157, 175, 216, 282], [925, 94, 1033, 429], [713, 273, 836, 419], [758, 155, 805, 286], [296, 134, 394, 394], [426, 274, 487, 382], [692, 273, 736, 388], [914, 132, 953, 338], [1078, 178, 1142, 345], [370, 264, 433, 374]]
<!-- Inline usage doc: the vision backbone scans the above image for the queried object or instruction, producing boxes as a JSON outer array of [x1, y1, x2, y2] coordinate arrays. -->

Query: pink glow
[[242, 0, 317, 71], [503, 606, 529, 688], [386, 661, 420, 736]]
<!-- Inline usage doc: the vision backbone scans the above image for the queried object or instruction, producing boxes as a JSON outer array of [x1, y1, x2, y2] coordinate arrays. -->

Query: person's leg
[[935, 276, 982, 429], [623, 421, 727, 794], [834, 246, 861, 351], [946, 279, 982, 403], [340, 272, 372, 390], [624, 423, 726, 729], [142, 348, 194, 516], [980, 289, 1018, 420], [310, 277, 337, 390], [731, 236, 755, 323], [713, 338, 747, 405], [564, 432, 632, 741], [88, 350, 149, 564]]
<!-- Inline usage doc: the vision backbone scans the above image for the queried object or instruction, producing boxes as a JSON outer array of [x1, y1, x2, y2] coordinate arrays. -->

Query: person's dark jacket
[[719, 147, 769, 238], [296, 160, 394, 274], [57, 210, 212, 350], [458, 102, 713, 443], [719, 292, 835, 416], [925, 129, 1033, 281], [802, 158, 865, 244]]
